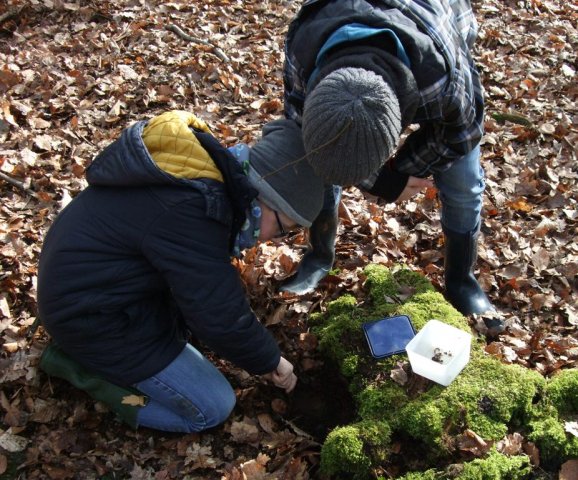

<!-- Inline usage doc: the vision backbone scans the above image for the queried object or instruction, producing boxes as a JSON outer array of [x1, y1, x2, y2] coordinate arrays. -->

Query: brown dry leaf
[[265, 304, 287, 326], [240, 453, 270, 479], [0, 430, 28, 453], [121, 394, 147, 407], [257, 413, 277, 435], [531, 248, 550, 272], [221, 467, 245, 480], [183, 443, 218, 470], [0, 454, 6, 475], [300, 357, 324, 371], [261, 428, 299, 450], [523, 441, 540, 466], [260, 99, 282, 114], [455, 429, 490, 457], [230, 418, 261, 444], [298, 333, 318, 351], [271, 398, 288, 415], [560, 460, 578, 480], [2, 342, 18, 353], [507, 198, 533, 213], [42, 464, 74, 480], [129, 463, 153, 480], [496, 432, 524, 455], [280, 456, 310, 480], [29, 398, 62, 424], [390, 362, 408, 386]]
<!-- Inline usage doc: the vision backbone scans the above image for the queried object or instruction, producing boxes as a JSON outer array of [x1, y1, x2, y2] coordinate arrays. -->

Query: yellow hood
[[142, 110, 224, 183]]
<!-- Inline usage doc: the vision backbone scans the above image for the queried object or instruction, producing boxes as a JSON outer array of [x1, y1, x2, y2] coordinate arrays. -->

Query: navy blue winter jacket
[[37, 112, 281, 386]]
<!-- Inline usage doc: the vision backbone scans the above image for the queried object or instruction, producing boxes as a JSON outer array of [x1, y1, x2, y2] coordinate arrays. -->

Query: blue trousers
[[433, 145, 484, 234], [133, 344, 236, 432]]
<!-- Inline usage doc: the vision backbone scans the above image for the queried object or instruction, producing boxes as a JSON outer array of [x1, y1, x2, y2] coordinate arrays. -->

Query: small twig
[[166, 24, 229, 62], [491, 111, 534, 128], [0, 171, 37, 198]]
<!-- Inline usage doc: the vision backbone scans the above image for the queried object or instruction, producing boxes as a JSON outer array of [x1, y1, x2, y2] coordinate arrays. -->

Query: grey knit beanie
[[303, 67, 402, 186], [248, 119, 324, 227]]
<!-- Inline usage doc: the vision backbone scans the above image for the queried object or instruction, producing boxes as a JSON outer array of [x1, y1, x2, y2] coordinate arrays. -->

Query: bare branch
[[166, 24, 230, 63]]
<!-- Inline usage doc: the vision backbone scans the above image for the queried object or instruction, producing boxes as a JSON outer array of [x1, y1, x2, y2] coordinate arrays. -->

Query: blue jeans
[[434, 145, 484, 234], [133, 344, 236, 433]]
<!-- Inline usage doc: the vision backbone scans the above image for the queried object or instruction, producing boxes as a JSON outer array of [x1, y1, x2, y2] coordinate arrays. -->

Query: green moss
[[326, 294, 358, 316], [395, 356, 544, 448], [397, 290, 466, 332], [320, 420, 392, 479], [356, 383, 410, 424], [314, 264, 567, 478], [458, 450, 532, 479], [363, 264, 433, 315], [528, 416, 578, 466], [321, 425, 369, 478], [397, 471, 440, 480], [315, 311, 365, 366], [399, 450, 531, 479], [401, 401, 446, 448], [341, 354, 360, 378], [544, 369, 578, 415], [308, 310, 325, 326]]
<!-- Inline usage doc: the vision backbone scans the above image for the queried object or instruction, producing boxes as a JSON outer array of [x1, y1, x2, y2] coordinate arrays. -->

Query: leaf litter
[[0, 0, 577, 478]]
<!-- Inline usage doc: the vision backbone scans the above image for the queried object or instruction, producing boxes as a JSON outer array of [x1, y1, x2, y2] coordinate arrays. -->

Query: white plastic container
[[405, 319, 472, 386]]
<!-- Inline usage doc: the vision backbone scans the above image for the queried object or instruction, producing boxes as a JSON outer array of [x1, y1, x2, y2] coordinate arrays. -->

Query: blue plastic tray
[[363, 315, 416, 358]]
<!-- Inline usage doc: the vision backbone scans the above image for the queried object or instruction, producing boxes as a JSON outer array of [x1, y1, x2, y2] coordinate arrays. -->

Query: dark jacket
[[284, 0, 485, 197], [37, 112, 281, 386]]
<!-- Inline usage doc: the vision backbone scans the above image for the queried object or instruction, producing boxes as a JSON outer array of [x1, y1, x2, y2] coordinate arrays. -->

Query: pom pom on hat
[[248, 119, 324, 228], [302, 67, 402, 186]]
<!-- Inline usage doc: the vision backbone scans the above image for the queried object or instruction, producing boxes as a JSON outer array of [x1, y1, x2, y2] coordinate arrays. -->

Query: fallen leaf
[[0, 295, 10, 318], [0, 431, 28, 453], [184, 443, 218, 470], [456, 429, 490, 457], [230, 418, 260, 444], [271, 398, 288, 415], [257, 413, 277, 435], [239, 454, 270, 478], [121, 394, 148, 407], [496, 432, 524, 455], [560, 459, 578, 480], [390, 362, 408, 386], [564, 421, 578, 438]]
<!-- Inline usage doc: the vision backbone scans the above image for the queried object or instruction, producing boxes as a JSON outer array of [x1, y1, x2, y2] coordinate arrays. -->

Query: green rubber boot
[[39, 344, 146, 428], [280, 208, 338, 295]]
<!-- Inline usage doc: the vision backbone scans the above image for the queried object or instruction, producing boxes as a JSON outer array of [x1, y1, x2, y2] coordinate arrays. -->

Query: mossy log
[[312, 264, 578, 479]]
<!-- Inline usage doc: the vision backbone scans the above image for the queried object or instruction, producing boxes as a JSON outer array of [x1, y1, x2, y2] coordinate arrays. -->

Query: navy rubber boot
[[443, 223, 496, 317]]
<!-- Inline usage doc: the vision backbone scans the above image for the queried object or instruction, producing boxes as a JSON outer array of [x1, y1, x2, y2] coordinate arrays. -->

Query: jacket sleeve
[[142, 195, 281, 376], [364, 160, 410, 203]]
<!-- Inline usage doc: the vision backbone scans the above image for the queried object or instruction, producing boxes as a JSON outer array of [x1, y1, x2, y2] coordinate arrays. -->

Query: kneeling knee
[[183, 384, 236, 432], [205, 385, 236, 428]]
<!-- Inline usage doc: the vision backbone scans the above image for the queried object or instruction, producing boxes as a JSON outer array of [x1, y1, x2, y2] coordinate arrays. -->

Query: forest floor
[[0, 0, 576, 479]]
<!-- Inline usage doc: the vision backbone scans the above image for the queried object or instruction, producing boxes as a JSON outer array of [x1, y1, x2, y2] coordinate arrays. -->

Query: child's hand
[[263, 356, 297, 393], [397, 176, 434, 202]]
